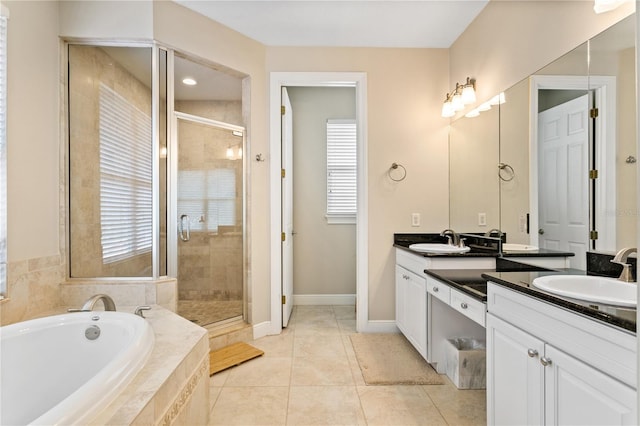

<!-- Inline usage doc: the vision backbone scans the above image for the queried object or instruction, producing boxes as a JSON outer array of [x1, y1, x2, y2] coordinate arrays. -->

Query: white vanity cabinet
[[487, 282, 637, 425]]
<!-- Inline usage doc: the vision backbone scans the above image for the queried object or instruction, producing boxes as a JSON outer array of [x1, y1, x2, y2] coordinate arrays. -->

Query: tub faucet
[[80, 294, 117, 311], [611, 247, 637, 283]]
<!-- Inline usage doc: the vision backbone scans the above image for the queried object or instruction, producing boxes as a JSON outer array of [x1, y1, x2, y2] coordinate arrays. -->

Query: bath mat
[[349, 333, 444, 385], [209, 342, 264, 375]]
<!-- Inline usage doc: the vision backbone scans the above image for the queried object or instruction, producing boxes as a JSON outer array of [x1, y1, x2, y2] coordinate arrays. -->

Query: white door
[[544, 345, 637, 425], [538, 94, 589, 270], [487, 314, 544, 426], [281, 87, 294, 327]]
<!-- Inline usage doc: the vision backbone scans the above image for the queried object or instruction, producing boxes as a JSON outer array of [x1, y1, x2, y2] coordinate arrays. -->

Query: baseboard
[[252, 321, 273, 340], [293, 294, 356, 305], [359, 320, 399, 334]]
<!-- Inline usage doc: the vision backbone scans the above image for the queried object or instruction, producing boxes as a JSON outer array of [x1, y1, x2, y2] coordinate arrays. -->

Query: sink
[[531, 275, 637, 307], [408, 243, 471, 254], [502, 243, 538, 251]]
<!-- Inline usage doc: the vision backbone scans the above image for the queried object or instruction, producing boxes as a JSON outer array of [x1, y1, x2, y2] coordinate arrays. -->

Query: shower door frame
[[169, 111, 248, 323]]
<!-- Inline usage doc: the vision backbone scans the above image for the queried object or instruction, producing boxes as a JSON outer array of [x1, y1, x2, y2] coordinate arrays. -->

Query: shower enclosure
[[174, 114, 245, 325], [67, 44, 247, 327]]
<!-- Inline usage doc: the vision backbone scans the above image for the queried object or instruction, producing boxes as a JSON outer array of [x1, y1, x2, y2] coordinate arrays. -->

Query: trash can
[[444, 337, 486, 389]]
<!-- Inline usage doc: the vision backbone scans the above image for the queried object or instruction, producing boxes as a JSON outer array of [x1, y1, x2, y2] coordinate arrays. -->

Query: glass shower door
[[176, 114, 245, 326]]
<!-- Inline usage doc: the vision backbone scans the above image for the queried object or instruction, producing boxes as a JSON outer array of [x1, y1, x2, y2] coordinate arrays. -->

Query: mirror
[[498, 14, 635, 269], [449, 105, 500, 233]]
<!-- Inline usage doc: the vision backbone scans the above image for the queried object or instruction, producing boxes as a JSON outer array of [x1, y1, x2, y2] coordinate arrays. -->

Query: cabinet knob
[[433, 287, 439, 292], [527, 349, 539, 358], [540, 357, 552, 366], [460, 302, 468, 309]]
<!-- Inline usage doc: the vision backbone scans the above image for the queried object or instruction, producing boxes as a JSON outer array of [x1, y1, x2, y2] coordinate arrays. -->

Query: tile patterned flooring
[[179, 300, 243, 326], [209, 305, 486, 425]]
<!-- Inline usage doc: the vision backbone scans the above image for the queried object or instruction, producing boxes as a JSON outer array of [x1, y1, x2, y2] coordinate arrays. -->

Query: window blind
[[177, 168, 236, 232], [326, 119, 357, 223], [99, 83, 153, 263], [0, 11, 7, 296]]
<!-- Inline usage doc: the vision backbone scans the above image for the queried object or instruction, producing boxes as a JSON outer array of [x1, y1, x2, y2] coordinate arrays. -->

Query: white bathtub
[[0, 311, 154, 425]]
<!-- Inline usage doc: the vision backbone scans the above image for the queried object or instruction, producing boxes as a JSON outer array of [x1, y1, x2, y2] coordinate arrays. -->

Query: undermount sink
[[408, 243, 471, 254], [531, 275, 637, 307], [502, 243, 538, 251]]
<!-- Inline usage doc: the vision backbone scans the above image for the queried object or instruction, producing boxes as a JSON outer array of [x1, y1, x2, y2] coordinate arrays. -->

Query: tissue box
[[445, 338, 486, 389]]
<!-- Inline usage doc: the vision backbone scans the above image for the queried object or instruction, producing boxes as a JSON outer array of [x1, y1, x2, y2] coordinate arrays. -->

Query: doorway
[[269, 72, 369, 335], [282, 87, 358, 327]]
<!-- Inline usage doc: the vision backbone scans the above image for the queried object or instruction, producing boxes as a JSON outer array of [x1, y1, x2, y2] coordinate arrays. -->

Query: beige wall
[[287, 87, 356, 296], [268, 47, 450, 320], [450, 1, 634, 111]]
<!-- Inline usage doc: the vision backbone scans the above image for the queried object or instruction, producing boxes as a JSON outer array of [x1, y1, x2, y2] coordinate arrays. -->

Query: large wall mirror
[[450, 13, 636, 271]]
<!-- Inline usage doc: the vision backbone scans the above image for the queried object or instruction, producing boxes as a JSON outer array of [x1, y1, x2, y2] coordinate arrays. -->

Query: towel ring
[[498, 163, 515, 182], [388, 162, 407, 182]]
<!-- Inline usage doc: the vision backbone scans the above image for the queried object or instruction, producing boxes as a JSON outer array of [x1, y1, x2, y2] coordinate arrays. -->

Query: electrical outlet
[[411, 213, 420, 227], [519, 214, 527, 233], [478, 212, 487, 226]]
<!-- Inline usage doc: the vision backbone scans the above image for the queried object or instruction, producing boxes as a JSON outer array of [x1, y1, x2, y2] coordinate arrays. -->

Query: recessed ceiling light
[[182, 77, 197, 86]]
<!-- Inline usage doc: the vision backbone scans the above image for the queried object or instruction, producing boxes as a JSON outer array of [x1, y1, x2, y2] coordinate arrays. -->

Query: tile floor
[[209, 305, 486, 425], [178, 299, 243, 326]]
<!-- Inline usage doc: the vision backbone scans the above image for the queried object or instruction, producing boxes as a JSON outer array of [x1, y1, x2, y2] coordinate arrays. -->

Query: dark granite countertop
[[482, 270, 636, 334], [394, 233, 574, 258], [424, 268, 491, 301]]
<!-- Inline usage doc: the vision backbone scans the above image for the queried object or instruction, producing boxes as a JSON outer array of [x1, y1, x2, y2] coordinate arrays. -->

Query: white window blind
[[99, 83, 153, 263], [326, 119, 357, 224], [0, 9, 7, 296], [178, 169, 236, 232]]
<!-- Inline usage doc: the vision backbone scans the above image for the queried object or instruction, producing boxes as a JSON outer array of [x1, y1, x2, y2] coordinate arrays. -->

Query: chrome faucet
[[68, 294, 117, 312], [484, 228, 503, 238], [441, 229, 466, 248], [611, 247, 637, 283]]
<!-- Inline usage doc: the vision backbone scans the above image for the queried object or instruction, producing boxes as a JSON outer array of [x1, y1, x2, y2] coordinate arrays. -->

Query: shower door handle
[[179, 214, 191, 242]]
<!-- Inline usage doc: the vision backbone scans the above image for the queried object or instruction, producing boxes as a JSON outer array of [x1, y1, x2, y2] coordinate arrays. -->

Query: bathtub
[[0, 311, 154, 425]]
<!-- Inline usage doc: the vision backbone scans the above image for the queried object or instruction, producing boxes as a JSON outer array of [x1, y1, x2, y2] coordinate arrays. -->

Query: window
[[177, 169, 236, 232], [0, 6, 8, 297], [326, 119, 357, 224], [99, 83, 153, 263]]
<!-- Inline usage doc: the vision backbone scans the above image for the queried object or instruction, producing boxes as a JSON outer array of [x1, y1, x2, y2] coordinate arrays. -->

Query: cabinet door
[[395, 265, 409, 335], [544, 345, 637, 426], [487, 314, 544, 426], [395, 265, 427, 358]]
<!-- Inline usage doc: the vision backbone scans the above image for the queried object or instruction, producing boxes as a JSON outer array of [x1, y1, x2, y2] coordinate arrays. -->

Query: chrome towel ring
[[389, 162, 407, 182], [498, 163, 515, 182]]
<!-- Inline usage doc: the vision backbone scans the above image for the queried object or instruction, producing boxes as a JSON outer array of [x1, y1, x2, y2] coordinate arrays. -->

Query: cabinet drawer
[[426, 276, 450, 304], [450, 288, 486, 327]]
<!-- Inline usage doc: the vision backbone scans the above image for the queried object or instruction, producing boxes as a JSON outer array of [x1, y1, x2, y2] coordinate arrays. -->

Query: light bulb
[[441, 94, 455, 118], [461, 78, 476, 104], [477, 102, 492, 112], [465, 109, 480, 118], [237, 147, 243, 158]]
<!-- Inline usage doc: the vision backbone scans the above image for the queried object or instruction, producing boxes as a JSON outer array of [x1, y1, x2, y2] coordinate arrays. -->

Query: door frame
[[269, 72, 368, 335], [529, 75, 616, 251]]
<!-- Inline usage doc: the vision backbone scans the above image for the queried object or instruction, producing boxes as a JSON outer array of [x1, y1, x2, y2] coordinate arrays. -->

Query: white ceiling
[[174, 0, 489, 48]]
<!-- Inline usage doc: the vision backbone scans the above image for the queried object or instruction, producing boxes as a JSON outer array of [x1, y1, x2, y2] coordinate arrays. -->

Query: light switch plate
[[478, 212, 487, 226]]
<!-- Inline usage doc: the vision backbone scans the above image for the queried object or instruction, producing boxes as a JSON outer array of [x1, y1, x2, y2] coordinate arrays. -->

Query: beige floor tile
[[337, 319, 356, 334], [224, 356, 292, 387], [210, 369, 230, 387], [423, 378, 487, 426], [210, 387, 289, 425], [341, 335, 366, 386], [357, 385, 447, 425], [332, 305, 357, 320], [291, 356, 354, 386], [251, 333, 295, 357], [209, 386, 222, 411], [286, 386, 366, 425], [293, 334, 346, 357]]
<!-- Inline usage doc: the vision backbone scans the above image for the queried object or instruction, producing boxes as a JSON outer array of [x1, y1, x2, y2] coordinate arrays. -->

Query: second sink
[[409, 243, 470, 254], [531, 275, 637, 307]]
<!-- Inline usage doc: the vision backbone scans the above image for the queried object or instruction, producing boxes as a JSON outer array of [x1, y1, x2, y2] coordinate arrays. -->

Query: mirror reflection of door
[[538, 93, 589, 270]]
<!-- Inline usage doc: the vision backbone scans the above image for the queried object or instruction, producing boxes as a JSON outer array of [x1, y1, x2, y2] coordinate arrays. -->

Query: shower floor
[[177, 299, 243, 326]]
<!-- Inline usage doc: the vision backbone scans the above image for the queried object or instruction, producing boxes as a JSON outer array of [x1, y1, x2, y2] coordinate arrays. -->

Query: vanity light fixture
[[477, 102, 492, 112], [465, 109, 480, 118], [182, 77, 197, 86], [441, 77, 476, 118]]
